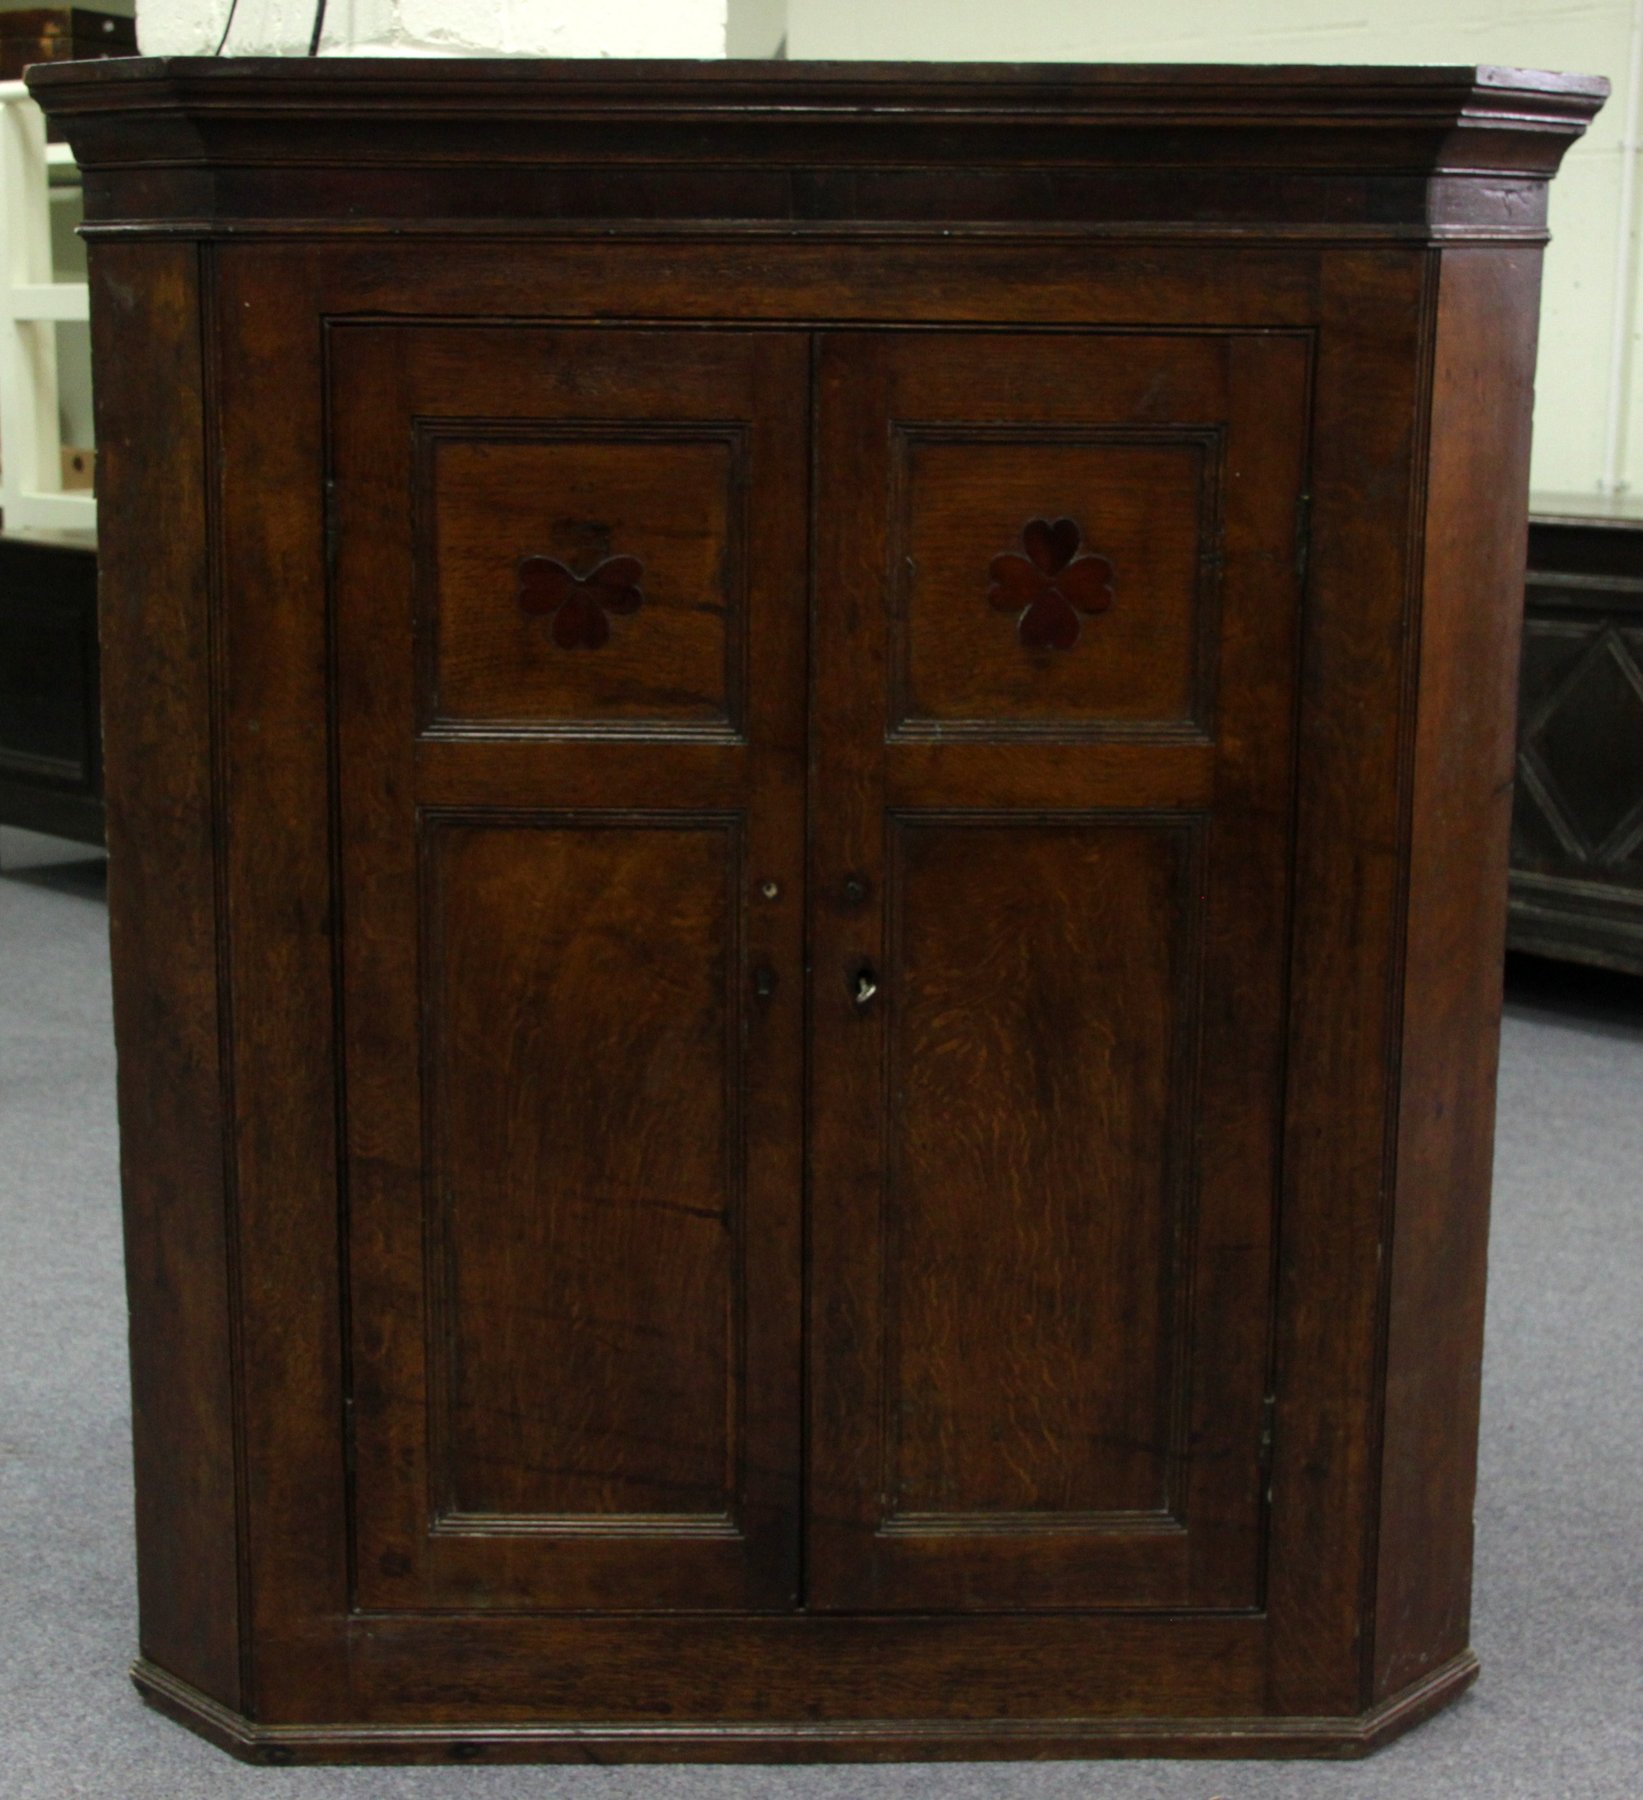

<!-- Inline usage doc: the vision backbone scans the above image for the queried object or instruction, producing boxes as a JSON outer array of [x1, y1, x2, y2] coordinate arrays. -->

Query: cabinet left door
[[329, 325, 809, 1613]]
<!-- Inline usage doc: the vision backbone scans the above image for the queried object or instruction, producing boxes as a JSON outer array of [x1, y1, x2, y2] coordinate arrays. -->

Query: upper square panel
[[891, 426, 1221, 738], [419, 424, 744, 734]]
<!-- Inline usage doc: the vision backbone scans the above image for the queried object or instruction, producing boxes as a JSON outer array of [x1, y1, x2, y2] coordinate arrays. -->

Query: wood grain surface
[[32, 56, 1602, 1761], [332, 326, 808, 1613], [806, 328, 1309, 1615]]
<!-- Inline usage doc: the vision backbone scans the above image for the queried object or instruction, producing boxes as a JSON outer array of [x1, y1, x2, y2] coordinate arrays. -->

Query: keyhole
[[853, 968, 879, 1007]]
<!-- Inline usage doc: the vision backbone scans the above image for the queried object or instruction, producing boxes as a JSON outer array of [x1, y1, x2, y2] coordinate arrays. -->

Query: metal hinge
[[324, 476, 339, 582], [1260, 1392, 1278, 1497]]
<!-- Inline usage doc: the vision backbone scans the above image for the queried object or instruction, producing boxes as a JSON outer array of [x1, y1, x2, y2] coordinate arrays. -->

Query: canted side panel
[[91, 240, 244, 1709], [422, 815, 742, 1528], [884, 815, 1202, 1529], [1374, 246, 1543, 1700]]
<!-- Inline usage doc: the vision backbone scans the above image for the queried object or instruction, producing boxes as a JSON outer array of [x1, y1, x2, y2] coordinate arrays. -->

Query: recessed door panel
[[893, 429, 1217, 734], [424, 428, 744, 732], [425, 817, 741, 1528], [809, 329, 1310, 1612], [886, 815, 1202, 1530], [332, 326, 808, 1613]]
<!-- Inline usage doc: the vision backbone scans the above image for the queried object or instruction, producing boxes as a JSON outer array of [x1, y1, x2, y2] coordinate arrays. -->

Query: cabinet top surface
[[25, 55, 1608, 96], [29, 56, 1606, 242]]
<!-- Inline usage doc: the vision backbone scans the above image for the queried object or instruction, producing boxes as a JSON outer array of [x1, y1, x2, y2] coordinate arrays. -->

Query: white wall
[[137, 0, 798, 53], [139, 0, 728, 57], [727, 0, 786, 56], [784, 0, 1636, 500]]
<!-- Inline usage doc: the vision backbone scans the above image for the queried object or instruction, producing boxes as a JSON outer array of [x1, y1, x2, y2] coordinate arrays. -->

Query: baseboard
[[130, 1648, 1479, 1765]]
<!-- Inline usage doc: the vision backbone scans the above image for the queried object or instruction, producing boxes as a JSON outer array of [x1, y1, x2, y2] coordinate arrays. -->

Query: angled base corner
[[130, 1649, 1479, 1765]]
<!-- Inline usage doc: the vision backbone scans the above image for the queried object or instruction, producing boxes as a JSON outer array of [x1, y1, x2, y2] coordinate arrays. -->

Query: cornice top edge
[[31, 57, 1604, 218], [25, 56, 1610, 127]]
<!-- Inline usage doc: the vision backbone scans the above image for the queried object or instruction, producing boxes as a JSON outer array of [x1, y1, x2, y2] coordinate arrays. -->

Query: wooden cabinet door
[[330, 326, 808, 1613], [807, 330, 1310, 1612]]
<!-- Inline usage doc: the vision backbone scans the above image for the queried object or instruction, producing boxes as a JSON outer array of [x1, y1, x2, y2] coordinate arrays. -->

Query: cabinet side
[[90, 241, 243, 1708], [1373, 244, 1542, 1702]]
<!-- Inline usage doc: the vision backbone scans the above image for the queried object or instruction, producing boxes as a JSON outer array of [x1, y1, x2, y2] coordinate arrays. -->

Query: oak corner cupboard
[[30, 54, 1603, 1765]]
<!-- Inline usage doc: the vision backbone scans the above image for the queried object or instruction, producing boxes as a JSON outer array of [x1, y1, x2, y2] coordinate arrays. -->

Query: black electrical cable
[[212, 0, 241, 53], [214, 0, 327, 55]]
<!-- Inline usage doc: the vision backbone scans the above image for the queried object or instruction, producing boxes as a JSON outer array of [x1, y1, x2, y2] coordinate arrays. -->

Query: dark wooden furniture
[[1509, 496, 1643, 974], [31, 57, 1603, 1764], [0, 7, 134, 82], [0, 528, 102, 846]]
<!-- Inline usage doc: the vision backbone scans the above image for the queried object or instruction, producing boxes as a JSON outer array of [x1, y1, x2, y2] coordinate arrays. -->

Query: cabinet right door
[[807, 329, 1311, 1612]]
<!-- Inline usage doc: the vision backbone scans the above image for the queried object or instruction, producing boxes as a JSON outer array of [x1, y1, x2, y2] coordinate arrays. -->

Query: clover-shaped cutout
[[987, 517, 1114, 651], [517, 552, 644, 650]]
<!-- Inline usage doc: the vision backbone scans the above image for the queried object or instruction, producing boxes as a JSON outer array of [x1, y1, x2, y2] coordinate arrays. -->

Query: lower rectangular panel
[[886, 819, 1196, 1528], [811, 813, 1279, 1613], [427, 819, 740, 1526], [346, 813, 800, 1614]]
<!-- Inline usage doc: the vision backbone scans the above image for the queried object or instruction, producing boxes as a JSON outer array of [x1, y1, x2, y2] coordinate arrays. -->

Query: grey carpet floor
[[2, 820, 1639, 1800]]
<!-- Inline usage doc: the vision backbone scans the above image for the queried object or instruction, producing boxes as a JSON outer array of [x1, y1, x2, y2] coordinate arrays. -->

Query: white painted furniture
[[0, 81, 93, 533]]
